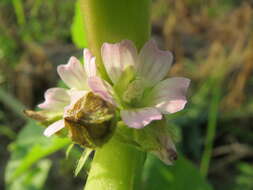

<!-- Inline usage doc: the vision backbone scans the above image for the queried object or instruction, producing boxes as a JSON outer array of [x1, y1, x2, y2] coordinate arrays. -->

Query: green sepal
[[75, 148, 93, 176], [66, 143, 75, 159], [115, 119, 178, 164], [113, 66, 136, 108]]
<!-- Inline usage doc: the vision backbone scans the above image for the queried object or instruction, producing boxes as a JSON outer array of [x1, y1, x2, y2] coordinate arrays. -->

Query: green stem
[[85, 136, 146, 190], [200, 79, 222, 177], [81, 0, 151, 81], [80, 0, 151, 189]]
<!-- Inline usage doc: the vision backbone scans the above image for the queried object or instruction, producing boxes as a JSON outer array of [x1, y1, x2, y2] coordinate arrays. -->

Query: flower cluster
[[38, 50, 103, 137], [89, 40, 190, 128], [34, 39, 190, 164]]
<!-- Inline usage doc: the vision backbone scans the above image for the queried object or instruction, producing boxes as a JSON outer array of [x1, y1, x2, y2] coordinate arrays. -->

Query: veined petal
[[57, 56, 87, 89], [38, 88, 69, 112], [43, 119, 65, 137], [121, 107, 162, 129], [156, 100, 187, 114], [151, 77, 190, 114], [88, 76, 115, 105], [101, 40, 138, 83], [83, 49, 96, 77], [137, 40, 173, 86]]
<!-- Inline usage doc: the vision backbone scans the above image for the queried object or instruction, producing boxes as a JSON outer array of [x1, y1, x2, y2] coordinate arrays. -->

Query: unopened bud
[[64, 92, 116, 148], [130, 119, 178, 165]]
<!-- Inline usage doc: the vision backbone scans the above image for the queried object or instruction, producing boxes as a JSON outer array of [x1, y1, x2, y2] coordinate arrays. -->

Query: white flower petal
[[121, 107, 162, 129], [151, 77, 190, 114], [88, 76, 115, 105], [137, 40, 173, 86], [38, 88, 69, 112], [101, 40, 138, 83], [57, 56, 87, 89], [83, 49, 96, 77], [156, 100, 187, 114], [43, 119, 65, 137]]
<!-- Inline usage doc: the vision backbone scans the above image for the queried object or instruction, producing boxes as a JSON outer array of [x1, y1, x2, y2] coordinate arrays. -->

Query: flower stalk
[[80, 0, 151, 189], [80, 0, 151, 81]]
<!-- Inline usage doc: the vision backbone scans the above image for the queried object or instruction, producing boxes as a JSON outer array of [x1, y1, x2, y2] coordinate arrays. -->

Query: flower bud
[[116, 118, 178, 165], [64, 92, 115, 148]]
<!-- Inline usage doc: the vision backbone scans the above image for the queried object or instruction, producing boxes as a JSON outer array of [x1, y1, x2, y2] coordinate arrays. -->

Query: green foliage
[[0, 87, 26, 120], [1, 0, 253, 189], [65, 143, 75, 159], [74, 149, 92, 176], [71, 0, 87, 48], [12, 0, 26, 26], [5, 121, 70, 190], [200, 79, 222, 177], [142, 154, 213, 190], [7, 159, 51, 190], [0, 125, 16, 139], [233, 163, 253, 190]]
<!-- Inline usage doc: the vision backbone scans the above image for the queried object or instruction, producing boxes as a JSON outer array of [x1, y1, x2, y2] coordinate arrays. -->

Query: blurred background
[[1, 0, 253, 190]]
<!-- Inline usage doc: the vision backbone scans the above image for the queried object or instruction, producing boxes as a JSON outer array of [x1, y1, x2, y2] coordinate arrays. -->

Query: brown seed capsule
[[64, 92, 115, 148]]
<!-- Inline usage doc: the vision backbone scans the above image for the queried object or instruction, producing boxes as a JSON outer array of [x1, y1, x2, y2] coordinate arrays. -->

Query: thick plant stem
[[80, 0, 151, 190], [81, 0, 151, 80], [85, 136, 146, 190]]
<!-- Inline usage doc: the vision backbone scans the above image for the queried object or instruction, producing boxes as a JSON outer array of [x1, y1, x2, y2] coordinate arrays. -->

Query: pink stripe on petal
[[83, 48, 93, 63], [101, 40, 138, 83], [152, 77, 190, 114], [57, 56, 87, 89], [88, 76, 115, 105], [121, 108, 162, 129], [43, 119, 65, 137], [156, 100, 187, 114], [137, 39, 173, 86], [38, 88, 69, 112], [83, 49, 97, 77]]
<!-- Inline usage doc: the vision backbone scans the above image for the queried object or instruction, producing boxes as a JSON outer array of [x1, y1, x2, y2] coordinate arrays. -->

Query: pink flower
[[88, 40, 190, 129], [38, 49, 108, 137]]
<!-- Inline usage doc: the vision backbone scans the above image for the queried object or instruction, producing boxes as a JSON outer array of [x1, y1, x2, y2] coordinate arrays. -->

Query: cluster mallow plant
[[25, 1, 191, 189], [27, 39, 190, 184]]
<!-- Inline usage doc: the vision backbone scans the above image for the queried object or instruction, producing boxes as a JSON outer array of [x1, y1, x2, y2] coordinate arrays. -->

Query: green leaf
[[75, 148, 92, 176], [7, 159, 52, 190], [142, 154, 213, 190], [71, 0, 87, 48], [5, 121, 70, 188]]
